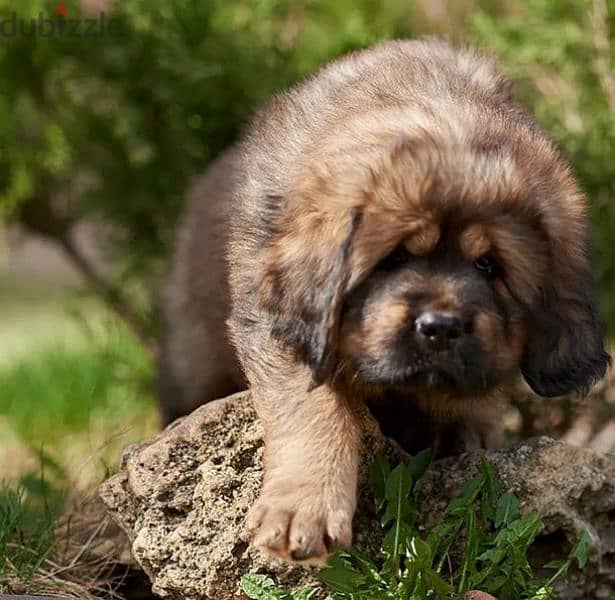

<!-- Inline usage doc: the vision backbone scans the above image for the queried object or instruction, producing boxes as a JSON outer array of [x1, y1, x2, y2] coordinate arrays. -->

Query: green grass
[[0, 280, 157, 592], [242, 454, 590, 600], [0, 276, 158, 480], [0, 276, 91, 368], [0, 472, 65, 589], [0, 325, 153, 443], [0, 321, 158, 486]]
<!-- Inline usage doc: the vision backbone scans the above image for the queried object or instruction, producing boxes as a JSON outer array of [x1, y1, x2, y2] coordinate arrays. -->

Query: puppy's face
[[260, 128, 610, 401], [339, 225, 529, 396]]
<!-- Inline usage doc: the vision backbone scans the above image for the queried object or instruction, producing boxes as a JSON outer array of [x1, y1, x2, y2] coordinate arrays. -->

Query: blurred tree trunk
[[18, 192, 158, 359]]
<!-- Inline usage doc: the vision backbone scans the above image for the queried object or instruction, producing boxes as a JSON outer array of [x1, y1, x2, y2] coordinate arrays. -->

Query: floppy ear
[[261, 208, 363, 388], [521, 257, 610, 397]]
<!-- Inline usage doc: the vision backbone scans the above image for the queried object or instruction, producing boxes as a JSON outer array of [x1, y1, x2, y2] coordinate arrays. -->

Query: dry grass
[[2, 492, 134, 599]]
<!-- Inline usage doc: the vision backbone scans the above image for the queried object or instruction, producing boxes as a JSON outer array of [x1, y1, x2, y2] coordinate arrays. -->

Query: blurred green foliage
[[0, 303, 157, 487], [0, 321, 152, 443], [470, 0, 615, 328], [0, 0, 417, 276], [0, 0, 613, 330]]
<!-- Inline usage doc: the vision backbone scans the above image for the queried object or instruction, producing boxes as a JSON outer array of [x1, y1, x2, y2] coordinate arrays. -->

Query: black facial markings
[[376, 244, 411, 271]]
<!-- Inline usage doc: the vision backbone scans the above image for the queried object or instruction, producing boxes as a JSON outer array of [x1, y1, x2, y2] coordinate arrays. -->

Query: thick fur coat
[[160, 39, 609, 563]]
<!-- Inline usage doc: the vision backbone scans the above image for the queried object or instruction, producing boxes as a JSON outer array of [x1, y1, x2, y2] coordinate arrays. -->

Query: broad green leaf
[[319, 553, 366, 593], [398, 558, 419, 596], [425, 568, 454, 596], [480, 456, 504, 499], [409, 569, 426, 599], [477, 547, 505, 565], [506, 512, 541, 544], [381, 495, 417, 527], [445, 473, 485, 516], [385, 463, 413, 503], [470, 561, 501, 589], [382, 462, 414, 573], [569, 530, 591, 568], [241, 574, 290, 599], [487, 572, 508, 593], [529, 585, 557, 600], [382, 521, 414, 556], [406, 536, 433, 565], [369, 455, 390, 512], [408, 448, 434, 482], [495, 492, 520, 528], [350, 547, 387, 586]]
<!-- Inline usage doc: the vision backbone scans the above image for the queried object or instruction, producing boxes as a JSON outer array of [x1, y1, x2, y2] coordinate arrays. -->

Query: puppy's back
[[159, 147, 245, 423]]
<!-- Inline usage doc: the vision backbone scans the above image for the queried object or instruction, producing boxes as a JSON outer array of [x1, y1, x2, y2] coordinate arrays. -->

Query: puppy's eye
[[377, 245, 410, 271], [474, 254, 500, 279]]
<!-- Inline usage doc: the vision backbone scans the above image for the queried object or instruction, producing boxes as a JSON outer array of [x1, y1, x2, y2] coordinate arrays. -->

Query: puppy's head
[[259, 120, 609, 400], [339, 229, 526, 396]]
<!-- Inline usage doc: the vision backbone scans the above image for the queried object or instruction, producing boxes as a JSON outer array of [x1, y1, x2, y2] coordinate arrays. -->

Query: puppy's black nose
[[415, 312, 462, 349]]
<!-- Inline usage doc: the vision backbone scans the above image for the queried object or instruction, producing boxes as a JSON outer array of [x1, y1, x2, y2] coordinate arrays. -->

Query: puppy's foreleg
[[456, 407, 503, 451], [245, 367, 361, 564], [433, 399, 503, 455]]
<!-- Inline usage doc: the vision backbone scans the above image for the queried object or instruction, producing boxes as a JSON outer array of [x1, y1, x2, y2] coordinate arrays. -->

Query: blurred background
[[0, 0, 613, 594]]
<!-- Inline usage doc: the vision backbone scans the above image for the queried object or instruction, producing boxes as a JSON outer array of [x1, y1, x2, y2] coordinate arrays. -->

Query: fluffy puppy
[[160, 38, 609, 563]]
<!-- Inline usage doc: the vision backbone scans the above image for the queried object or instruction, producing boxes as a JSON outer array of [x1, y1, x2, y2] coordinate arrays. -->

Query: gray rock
[[99, 391, 615, 599]]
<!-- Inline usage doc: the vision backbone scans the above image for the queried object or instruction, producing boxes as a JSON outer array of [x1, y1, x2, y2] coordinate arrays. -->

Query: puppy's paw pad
[[246, 493, 353, 564]]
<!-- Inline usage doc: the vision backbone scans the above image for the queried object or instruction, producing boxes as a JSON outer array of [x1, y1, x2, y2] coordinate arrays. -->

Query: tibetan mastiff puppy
[[160, 39, 609, 563]]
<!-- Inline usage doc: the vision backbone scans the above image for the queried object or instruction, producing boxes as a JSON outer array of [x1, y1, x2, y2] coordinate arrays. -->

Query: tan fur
[[243, 358, 362, 564], [161, 38, 608, 564], [405, 222, 441, 256], [459, 224, 490, 260]]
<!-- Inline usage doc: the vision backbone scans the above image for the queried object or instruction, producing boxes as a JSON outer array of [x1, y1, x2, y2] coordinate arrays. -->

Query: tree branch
[[17, 188, 158, 360], [58, 231, 158, 360]]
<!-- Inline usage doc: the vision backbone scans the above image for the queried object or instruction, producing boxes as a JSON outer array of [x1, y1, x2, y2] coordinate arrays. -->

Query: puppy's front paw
[[245, 488, 353, 565], [457, 417, 502, 452]]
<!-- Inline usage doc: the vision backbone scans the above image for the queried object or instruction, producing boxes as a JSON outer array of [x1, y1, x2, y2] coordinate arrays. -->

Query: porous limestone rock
[[100, 391, 615, 599]]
